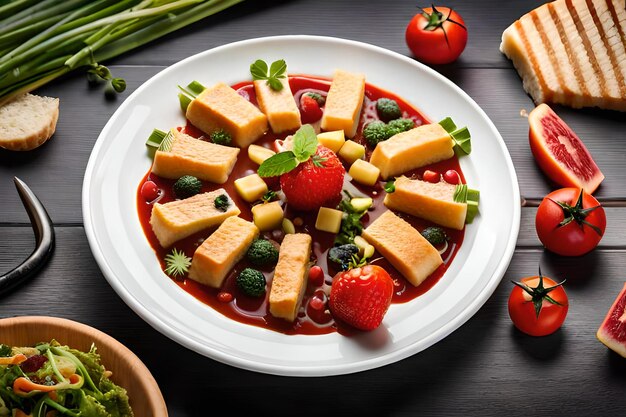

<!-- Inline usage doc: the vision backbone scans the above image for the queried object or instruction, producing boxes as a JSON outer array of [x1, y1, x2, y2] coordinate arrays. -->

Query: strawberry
[[329, 265, 394, 331], [280, 146, 345, 211], [300, 95, 323, 124]]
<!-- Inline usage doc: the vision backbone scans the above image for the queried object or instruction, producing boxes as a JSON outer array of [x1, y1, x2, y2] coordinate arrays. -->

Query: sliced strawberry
[[300, 95, 323, 124], [329, 265, 394, 331], [280, 146, 345, 211]]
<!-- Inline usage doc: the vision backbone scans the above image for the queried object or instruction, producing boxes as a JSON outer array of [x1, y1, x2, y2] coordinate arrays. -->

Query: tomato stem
[[548, 189, 603, 237], [511, 266, 566, 319], [418, 4, 467, 52]]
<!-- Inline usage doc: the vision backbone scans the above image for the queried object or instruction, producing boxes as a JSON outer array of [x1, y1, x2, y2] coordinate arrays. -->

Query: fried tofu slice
[[269, 233, 312, 321], [150, 189, 239, 248], [151, 129, 239, 184], [186, 82, 269, 147], [254, 78, 301, 133], [321, 69, 365, 138], [369, 123, 454, 179], [188, 216, 259, 288], [384, 176, 467, 230], [362, 210, 443, 287]]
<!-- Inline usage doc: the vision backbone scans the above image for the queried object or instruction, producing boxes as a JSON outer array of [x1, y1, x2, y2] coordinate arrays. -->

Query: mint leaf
[[250, 59, 287, 91], [258, 151, 298, 177], [270, 59, 287, 79], [250, 59, 269, 80], [292, 124, 318, 162]]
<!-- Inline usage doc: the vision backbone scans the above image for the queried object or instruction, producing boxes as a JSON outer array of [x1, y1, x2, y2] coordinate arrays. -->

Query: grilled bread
[[500, 0, 626, 112]]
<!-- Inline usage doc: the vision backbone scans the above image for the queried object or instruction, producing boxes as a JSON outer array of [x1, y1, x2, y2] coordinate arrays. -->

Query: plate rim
[[82, 34, 521, 376]]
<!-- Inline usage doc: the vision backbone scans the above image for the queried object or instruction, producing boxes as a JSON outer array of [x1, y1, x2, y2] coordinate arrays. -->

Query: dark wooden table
[[1, 1, 625, 415]]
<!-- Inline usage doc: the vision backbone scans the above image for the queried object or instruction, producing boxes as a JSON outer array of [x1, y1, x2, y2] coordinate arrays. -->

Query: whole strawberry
[[258, 124, 345, 211], [280, 146, 344, 210], [329, 264, 394, 331]]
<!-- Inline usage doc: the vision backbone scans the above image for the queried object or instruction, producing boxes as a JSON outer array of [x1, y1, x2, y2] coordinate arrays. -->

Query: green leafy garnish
[[0, 344, 10, 357], [250, 59, 287, 91], [146, 128, 167, 149], [439, 117, 471, 155], [164, 248, 191, 278], [262, 190, 277, 203], [335, 191, 369, 245], [258, 124, 318, 177], [214, 194, 230, 212], [178, 80, 206, 112], [384, 179, 396, 193]]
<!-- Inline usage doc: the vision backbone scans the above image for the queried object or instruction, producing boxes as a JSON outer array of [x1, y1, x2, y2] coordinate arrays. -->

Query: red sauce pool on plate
[[136, 76, 465, 335]]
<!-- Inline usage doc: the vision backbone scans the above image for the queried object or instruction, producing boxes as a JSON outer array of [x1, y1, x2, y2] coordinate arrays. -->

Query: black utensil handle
[[0, 177, 55, 295]]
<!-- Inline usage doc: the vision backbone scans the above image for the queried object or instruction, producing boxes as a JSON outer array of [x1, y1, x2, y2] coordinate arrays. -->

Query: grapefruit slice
[[528, 104, 604, 194], [597, 283, 626, 358]]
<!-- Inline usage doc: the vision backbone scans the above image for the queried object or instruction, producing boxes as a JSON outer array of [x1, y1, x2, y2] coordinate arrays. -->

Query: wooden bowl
[[0, 316, 168, 417]]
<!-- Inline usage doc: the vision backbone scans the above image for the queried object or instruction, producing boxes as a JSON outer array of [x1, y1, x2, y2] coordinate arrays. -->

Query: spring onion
[[0, 0, 245, 106]]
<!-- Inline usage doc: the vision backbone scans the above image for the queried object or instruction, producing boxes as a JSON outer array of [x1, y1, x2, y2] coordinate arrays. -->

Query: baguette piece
[[0, 94, 59, 151], [500, 0, 626, 112], [321, 69, 365, 138]]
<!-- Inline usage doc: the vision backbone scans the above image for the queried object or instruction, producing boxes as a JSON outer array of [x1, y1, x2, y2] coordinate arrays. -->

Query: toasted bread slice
[[0, 94, 59, 151], [500, 0, 626, 112]]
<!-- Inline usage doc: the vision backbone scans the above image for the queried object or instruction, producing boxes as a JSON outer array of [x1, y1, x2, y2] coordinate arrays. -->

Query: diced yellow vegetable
[[338, 140, 365, 164], [248, 144, 276, 165], [317, 130, 345, 153], [315, 207, 343, 233], [353, 235, 369, 255], [251, 201, 284, 231], [349, 159, 380, 186], [350, 197, 373, 212], [234, 173, 268, 203], [363, 244, 375, 259]]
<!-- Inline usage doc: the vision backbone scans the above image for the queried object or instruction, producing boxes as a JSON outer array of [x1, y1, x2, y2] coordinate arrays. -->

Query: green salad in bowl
[[0, 340, 133, 417]]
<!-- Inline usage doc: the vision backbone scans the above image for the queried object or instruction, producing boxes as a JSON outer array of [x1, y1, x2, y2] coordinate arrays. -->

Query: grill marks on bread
[[501, 0, 626, 111]]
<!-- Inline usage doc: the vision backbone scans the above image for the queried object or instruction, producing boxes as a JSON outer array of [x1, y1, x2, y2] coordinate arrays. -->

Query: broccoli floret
[[246, 239, 279, 266], [173, 175, 202, 199], [376, 98, 402, 122], [210, 129, 232, 145], [328, 244, 359, 271], [387, 118, 415, 136], [214, 194, 230, 212], [421, 226, 448, 245], [236, 268, 266, 297], [362, 121, 391, 147]]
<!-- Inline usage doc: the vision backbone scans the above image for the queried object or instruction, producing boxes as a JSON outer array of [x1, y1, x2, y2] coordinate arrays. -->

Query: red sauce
[[136, 76, 465, 335]]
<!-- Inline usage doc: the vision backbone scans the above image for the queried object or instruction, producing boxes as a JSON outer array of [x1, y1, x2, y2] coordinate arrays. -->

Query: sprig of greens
[[164, 248, 191, 278], [439, 117, 472, 155], [335, 191, 369, 246], [257, 124, 318, 177], [250, 58, 287, 91]]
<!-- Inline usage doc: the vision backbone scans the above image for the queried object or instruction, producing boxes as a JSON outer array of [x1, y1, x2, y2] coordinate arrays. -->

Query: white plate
[[83, 35, 520, 376]]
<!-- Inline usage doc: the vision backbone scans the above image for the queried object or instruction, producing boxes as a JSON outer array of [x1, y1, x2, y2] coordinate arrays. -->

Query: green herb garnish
[[384, 179, 396, 193], [250, 59, 287, 91], [334, 191, 368, 246], [439, 117, 472, 155], [262, 190, 277, 203], [214, 194, 230, 212], [164, 248, 191, 278], [0, 344, 11, 357], [258, 124, 318, 177]]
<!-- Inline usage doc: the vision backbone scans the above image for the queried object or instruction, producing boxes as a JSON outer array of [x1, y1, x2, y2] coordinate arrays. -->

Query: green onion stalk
[[0, 0, 245, 106]]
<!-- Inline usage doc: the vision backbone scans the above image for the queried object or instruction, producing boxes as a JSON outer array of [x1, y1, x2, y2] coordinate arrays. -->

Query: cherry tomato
[[508, 271, 568, 336], [300, 95, 323, 124], [443, 169, 460, 184], [423, 170, 440, 183], [405, 6, 468, 65], [535, 188, 606, 256], [308, 265, 324, 286], [141, 180, 160, 202]]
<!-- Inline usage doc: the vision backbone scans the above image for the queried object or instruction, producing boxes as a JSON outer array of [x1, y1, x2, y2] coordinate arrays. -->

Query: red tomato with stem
[[508, 268, 568, 336], [405, 6, 468, 65], [535, 188, 606, 256]]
